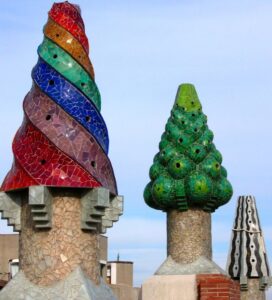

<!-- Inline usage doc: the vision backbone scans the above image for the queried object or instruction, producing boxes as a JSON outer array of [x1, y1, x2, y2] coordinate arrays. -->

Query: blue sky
[[1, 0, 272, 295]]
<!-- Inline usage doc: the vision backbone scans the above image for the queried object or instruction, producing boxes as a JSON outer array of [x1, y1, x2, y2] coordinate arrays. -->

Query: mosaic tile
[[44, 18, 94, 79], [32, 58, 109, 153], [49, 4, 89, 54], [50, 2, 85, 30], [2, 118, 102, 189], [23, 85, 117, 195], [1, 160, 37, 191], [1, 2, 117, 193], [38, 37, 101, 111]]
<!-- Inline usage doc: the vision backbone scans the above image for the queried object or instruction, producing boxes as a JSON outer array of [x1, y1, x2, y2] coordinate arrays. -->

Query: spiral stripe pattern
[[1, 2, 117, 194], [44, 18, 94, 79], [49, 2, 89, 53]]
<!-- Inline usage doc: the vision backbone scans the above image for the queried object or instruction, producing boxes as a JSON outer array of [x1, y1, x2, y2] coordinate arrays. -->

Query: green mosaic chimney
[[144, 84, 233, 212]]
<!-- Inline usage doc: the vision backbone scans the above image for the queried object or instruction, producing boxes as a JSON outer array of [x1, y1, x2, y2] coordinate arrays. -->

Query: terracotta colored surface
[[44, 18, 94, 79], [20, 193, 100, 286], [197, 274, 240, 300], [167, 209, 212, 264]]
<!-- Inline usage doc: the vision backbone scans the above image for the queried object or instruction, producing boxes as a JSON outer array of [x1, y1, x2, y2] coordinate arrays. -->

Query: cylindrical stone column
[[19, 190, 100, 286], [167, 209, 212, 264], [241, 279, 266, 300]]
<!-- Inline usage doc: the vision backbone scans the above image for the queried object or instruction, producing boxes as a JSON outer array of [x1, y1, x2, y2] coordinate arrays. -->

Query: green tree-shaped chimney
[[144, 84, 233, 212]]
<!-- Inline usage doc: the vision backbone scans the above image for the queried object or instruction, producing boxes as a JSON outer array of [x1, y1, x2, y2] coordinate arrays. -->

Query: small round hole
[[251, 245, 254, 248], [46, 115, 51, 121], [78, 55, 81, 59], [178, 138, 183, 143], [249, 220, 252, 223], [195, 149, 200, 154], [192, 113, 195, 117], [49, 79, 54, 86], [91, 161, 96, 168], [176, 162, 181, 168], [56, 33, 60, 37], [81, 82, 86, 87], [251, 259, 255, 263], [85, 116, 91, 122], [53, 54, 58, 59], [181, 107, 185, 111], [40, 159, 46, 165], [191, 101, 194, 105], [194, 128, 198, 132], [215, 163, 219, 168], [181, 121, 185, 125]]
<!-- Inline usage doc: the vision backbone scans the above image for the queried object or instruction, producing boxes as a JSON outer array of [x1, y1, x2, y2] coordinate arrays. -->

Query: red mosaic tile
[[49, 5, 89, 54], [23, 85, 117, 194], [50, 2, 85, 30], [2, 118, 102, 190]]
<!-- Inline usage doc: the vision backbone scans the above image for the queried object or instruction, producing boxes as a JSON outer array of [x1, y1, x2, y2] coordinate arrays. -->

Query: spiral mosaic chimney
[[0, 2, 122, 299]]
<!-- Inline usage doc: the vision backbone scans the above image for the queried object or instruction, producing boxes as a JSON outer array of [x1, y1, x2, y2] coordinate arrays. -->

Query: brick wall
[[197, 274, 240, 300]]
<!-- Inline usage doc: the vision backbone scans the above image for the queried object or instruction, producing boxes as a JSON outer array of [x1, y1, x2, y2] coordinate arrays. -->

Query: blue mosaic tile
[[32, 58, 109, 153]]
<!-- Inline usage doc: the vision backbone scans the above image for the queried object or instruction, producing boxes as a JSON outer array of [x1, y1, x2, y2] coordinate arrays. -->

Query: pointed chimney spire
[[226, 196, 271, 293]]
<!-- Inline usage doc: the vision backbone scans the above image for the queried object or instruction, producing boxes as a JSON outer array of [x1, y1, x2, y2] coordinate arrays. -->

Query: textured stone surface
[[141, 275, 197, 300], [0, 267, 117, 300], [240, 279, 266, 300], [167, 209, 211, 263], [20, 190, 100, 286], [29, 186, 52, 228], [155, 255, 225, 275], [0, 191, 22, 231]]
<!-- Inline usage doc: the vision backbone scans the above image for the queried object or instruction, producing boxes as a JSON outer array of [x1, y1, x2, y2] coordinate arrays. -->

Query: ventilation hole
[[85, 116, 91, 122], [181, 121, 185, 125], [81, 82, 86, 87], [40, 159, 46, 165], [181, 107, 185, 111], [235, 266, 238, 269], [49, 79, 54, 86], [251, 245, 254, 248], [195, 149, 200, 154], [215, 163, 219, 168], [178, 138, 183, 143], [78, 55, 81, 59], [176, 162, 181, 168], [194, 128, 198, 132], [251, 259, 255, 263], [249, 220, 252, 223], [91, 161, 96, 168], [192, 113, 196, 117], [53, 54, 58, 59], [248, 210, 251, 213], [90, 137, 94, 143], [250, 233, 253, 235], [162, 151, 166, 155], [191, 101, 194, 105], [56, 33, 60, 37], [45, 115, 51, 121]]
